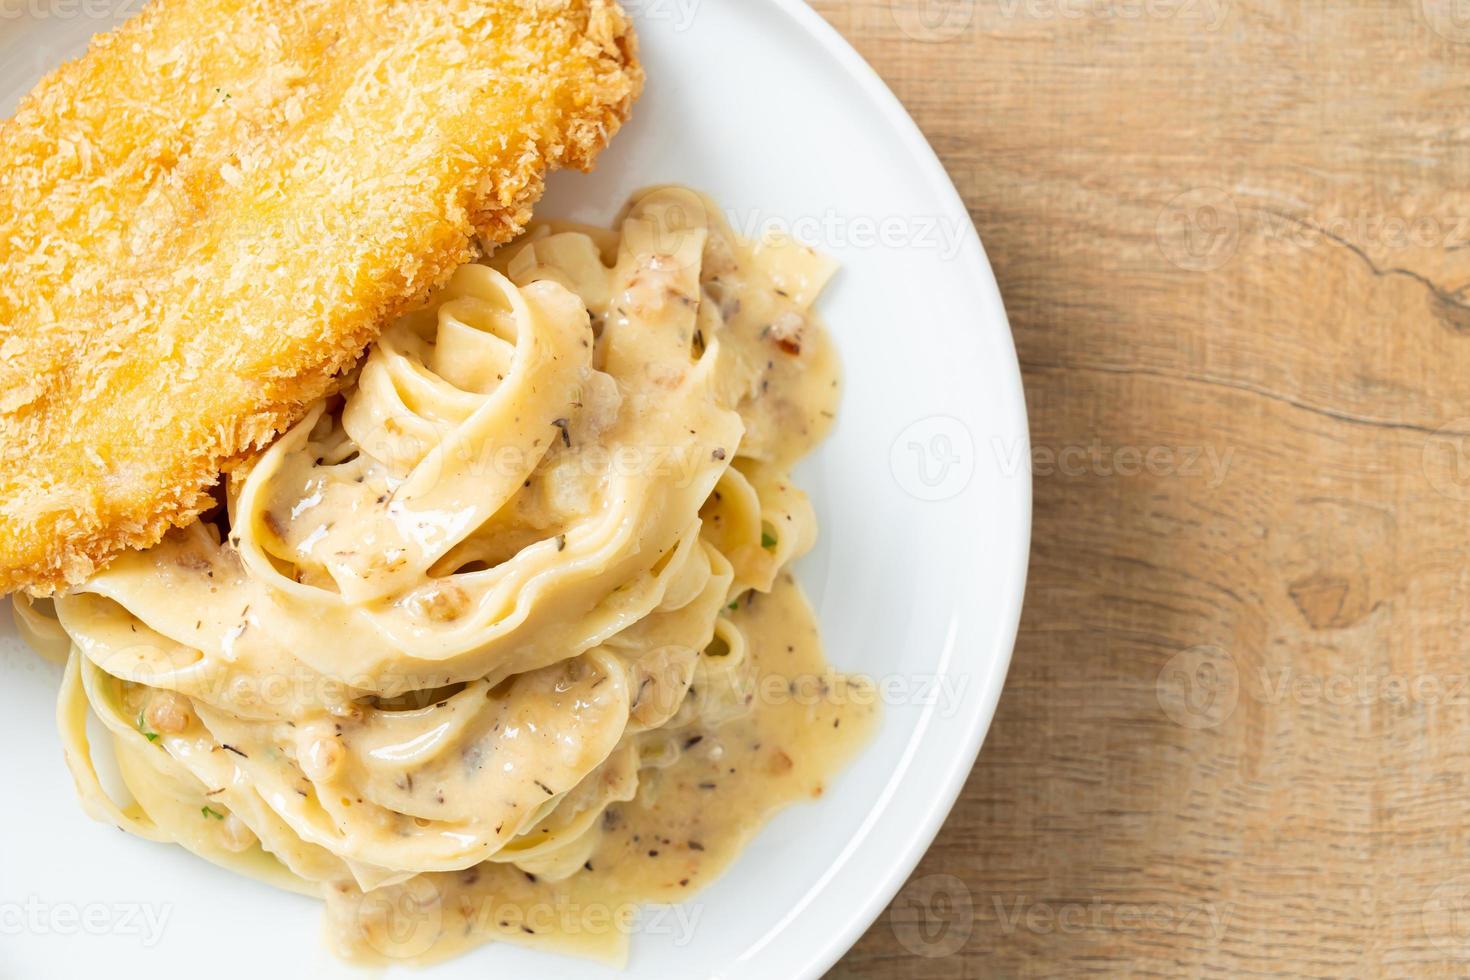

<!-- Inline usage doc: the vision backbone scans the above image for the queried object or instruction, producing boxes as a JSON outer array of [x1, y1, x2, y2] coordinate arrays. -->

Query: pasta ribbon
[[25, 187, 872, 965]]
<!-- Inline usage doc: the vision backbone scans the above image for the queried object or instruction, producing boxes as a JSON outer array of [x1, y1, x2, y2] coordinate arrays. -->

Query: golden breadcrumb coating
[[0, 0, 642, 595]]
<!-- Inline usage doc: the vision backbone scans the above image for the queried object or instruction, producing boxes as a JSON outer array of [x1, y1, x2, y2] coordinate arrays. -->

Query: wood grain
[[812, 1, 1470, 976]]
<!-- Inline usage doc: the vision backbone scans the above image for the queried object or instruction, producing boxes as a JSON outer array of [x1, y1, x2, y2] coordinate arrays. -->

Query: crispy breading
[[0, 0, 643, 595]]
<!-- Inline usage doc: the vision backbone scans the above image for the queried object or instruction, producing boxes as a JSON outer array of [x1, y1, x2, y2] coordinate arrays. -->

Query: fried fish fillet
[[0, 0, 642, 595]]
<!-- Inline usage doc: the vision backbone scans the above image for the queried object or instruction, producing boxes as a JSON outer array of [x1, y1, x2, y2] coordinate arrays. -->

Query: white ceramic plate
[[0, 2, 1029, 977]]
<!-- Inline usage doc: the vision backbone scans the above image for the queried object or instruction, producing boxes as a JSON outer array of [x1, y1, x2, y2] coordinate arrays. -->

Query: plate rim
[[751, 2, 1031, 976], [0, 2, 1033, 975]]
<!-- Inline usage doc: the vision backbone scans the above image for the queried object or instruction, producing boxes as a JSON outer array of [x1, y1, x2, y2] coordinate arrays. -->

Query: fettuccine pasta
[[18, 186, 876, 965]]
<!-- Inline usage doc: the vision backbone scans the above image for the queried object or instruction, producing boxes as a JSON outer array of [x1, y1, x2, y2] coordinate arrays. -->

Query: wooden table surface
[[812, 1, 1470, 976]]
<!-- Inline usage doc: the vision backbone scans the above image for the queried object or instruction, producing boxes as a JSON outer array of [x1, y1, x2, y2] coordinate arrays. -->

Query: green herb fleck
[[201, 806, 225, 820], [137, 712, 159, 743], [728, 600, 740, 612], [761, 531, 778, 550]]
